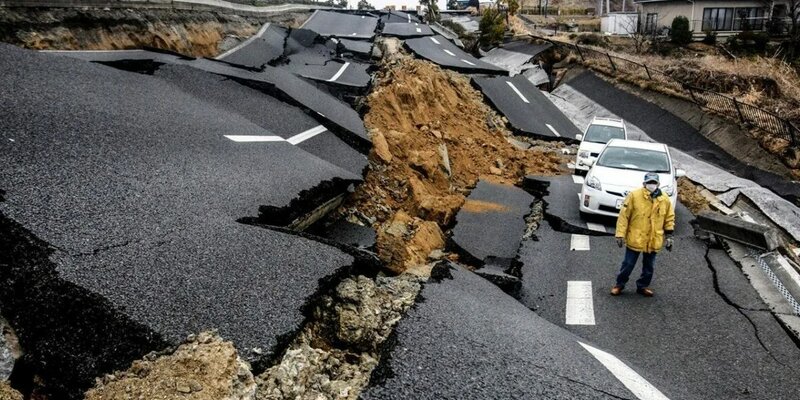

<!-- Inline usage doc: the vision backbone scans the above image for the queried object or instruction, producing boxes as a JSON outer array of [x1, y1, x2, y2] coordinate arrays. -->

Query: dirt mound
[[340, 57, 565, 272], [85, 332, 256, 400], [678, 177, 710, 215]]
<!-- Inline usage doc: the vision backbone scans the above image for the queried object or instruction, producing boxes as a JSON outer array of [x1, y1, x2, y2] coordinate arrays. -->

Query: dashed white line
[[443, 49, 456, 56], [415, 22, 419, 26], [506, 81, 530, 104], [546, 123, 561, 137], [572, 175, 585, 184], [566, 281, 595, 325], [408, 14, 411, 23], [224, 135, 285, 142], [416, 27, 422, 33], [570, 234, 590, 251], [430, 37, 441, 45], [586, 222, 607, 233], [350, 32, 357, 36], [287, 125, 327, 145], [327, 62, 351, 82], [579, 342, 671, 400], [460, 59, 476, 66]]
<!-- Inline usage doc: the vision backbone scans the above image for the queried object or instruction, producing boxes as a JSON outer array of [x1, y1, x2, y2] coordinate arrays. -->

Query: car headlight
[[578, 150, 590, 158], [662, 185, 674, 196], [586, 176, 602, 191]]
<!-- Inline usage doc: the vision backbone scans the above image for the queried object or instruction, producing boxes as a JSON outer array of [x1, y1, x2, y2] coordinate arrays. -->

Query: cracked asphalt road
[[519, 179, 800, 399]]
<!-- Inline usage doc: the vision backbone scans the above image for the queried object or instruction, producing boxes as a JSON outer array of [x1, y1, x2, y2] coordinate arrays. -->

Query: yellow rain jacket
[[616, 187, 675, 253]]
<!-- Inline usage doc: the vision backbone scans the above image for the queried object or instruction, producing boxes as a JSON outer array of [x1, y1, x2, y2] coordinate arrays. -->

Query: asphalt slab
[[473, 74, 581, 138], [300, 10, 378, 39], [216, 23, 287, 69], [405, 35, 507, 75], [381, 22, 434, 38]]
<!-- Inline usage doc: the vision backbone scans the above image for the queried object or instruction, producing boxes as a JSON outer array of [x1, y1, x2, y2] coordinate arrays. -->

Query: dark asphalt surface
[[300, 10, 378, 39], [567, 71, 800, 203], [0, 44, 358, 393], [451, 180, 533, 265], [519, 205, 800, 399], [152, 64, 367, 175], [48, 50, 370, 145], [336, 38, 373, 56], [361, 264, 636, 400], [473, 74, 581, 138], [381, 22, 433, 38], [281, 29, 372, 88], [405, 35, 507, 75], [379, 10, 419, 24], [217, 23, 286, 69], [500, 40, 553, 56]]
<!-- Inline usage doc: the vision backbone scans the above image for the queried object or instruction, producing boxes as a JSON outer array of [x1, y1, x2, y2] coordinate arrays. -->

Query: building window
[[702, 7, 765, 31], [645, 13, 658, 34]]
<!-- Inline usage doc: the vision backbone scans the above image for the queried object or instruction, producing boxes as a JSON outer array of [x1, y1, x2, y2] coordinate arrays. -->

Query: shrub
[[671, 16, 692, 45], [478, 8, 506, 48], [702, 30, 717, 45], [576, 33, 607, 47]]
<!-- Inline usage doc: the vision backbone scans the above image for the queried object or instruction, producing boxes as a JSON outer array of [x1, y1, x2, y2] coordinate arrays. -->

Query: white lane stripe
[[579, 342, 671, 400], [408, 14, 411, 23], [443, 49, 456, 56], [461, 59, 476, 66], [546, 123, 561, 137], [566, 281, 595, 325], [416, 27, 422, 33], [327, 62, 351, 82], [586, 222, 607, 233], [570, 234, 590, 251], [286, 125, 327, 145], [506, 81, 530, 103], [225, 135, 285, 142], [430, 37, 441, 44], [415, 22, 419, 26], [572, 175, 584, 184]]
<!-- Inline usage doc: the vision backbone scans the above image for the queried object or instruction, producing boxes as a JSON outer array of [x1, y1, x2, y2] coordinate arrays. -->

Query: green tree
[[670, 16, 692, 45], [337, 0, 348, 8], [504, 0, 520, 15], [420, 0, 441, 23], [357, 0, 375, 9], [479, 7, 506, 47]]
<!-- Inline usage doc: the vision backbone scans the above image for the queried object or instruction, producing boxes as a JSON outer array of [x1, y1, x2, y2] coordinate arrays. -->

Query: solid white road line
[[430, 37, 441, 44], [566, 281, 595, 325], [224, 135, 285, 142], [327, 62, 351, 82], [546, 123, 561, 137], [586, 222, 607, 233], [570, 234, 590, 251], [443, 49, 456, 56], [572, 175, 584, 184], [578, 342, 671, 400], [506, 81, 530, 104], [461, 59, 476, 66], [287, 125, 327, 145]]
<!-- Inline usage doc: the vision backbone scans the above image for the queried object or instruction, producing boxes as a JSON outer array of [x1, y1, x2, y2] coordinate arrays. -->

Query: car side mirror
[[675, 168, 686, 178], [575, 134, 583, 141]]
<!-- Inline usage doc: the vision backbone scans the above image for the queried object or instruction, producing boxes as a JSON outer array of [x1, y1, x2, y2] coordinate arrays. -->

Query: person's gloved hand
[[616, 237, 625, 248], [665, 236, 674, 252]]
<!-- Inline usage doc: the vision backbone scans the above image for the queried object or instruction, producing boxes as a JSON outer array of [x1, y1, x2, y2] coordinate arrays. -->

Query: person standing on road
[[610, 172, 675, 297]]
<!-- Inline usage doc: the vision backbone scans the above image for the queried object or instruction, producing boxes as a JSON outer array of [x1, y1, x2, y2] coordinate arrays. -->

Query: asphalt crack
[[703, 246, 786, 366]]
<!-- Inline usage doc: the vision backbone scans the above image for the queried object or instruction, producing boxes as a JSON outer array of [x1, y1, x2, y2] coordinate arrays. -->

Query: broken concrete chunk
[[0, 316, 18, 382], [377, 212, 445, 274]]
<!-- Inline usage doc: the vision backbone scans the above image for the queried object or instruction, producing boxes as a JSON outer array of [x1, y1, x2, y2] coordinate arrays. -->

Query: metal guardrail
[[548, 38, 798, 147]]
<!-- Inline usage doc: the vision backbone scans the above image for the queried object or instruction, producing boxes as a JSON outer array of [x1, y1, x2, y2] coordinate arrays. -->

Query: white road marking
[[416, 27, 422, 33], [572, 175, 584, 184], [430, 37, 441, 44], [361, 15, 365, 18], [415, 22, 419, 26], [570, 234, 590, 251], [566, 281, 595, 325], [443, 49, 456, 56], [287, 125, 327, 145], [586, 222, 607, 233], [546, 123, 561, 137], [327, 62, 351, 82], [579, 342, 671, 400], [461, 59, 476, 66], [506, 81, 530, 104], [408, 14, 411, 23], [224, 135, 285, 142]]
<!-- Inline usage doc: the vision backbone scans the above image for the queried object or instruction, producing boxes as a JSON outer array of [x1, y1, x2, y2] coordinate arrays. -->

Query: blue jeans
[[616, 248, 656, 289]]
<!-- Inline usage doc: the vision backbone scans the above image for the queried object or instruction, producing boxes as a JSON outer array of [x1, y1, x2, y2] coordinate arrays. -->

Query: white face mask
[[645, 183, 658, 192]]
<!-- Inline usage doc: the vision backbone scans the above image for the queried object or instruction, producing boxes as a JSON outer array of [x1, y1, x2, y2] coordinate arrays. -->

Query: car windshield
[[584, 124, 625, 144], [596, 147, 670, 172]]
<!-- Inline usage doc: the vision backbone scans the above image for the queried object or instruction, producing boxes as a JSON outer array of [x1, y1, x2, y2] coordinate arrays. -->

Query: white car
[[579, 139, 685, 217], [574, 117, 627, 174]]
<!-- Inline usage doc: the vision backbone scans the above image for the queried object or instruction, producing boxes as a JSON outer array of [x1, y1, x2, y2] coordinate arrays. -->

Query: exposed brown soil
[[85, 332, 256, 400], [0, 7, 309, 57], [461, 199, 511, 213], [678, 177, 711, 215], [0, 382, 22, 400], [339, 56, 567, 272]]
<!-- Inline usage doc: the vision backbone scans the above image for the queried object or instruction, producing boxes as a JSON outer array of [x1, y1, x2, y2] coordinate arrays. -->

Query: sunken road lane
[[0, 43, 361, 398], [405, 35, 507, 75], [519, 175, 800, 399], [300, 10, 378, 39]]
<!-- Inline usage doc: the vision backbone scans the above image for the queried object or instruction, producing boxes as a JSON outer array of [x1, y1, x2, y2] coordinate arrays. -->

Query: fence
[[548, 39, 798, 147]]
